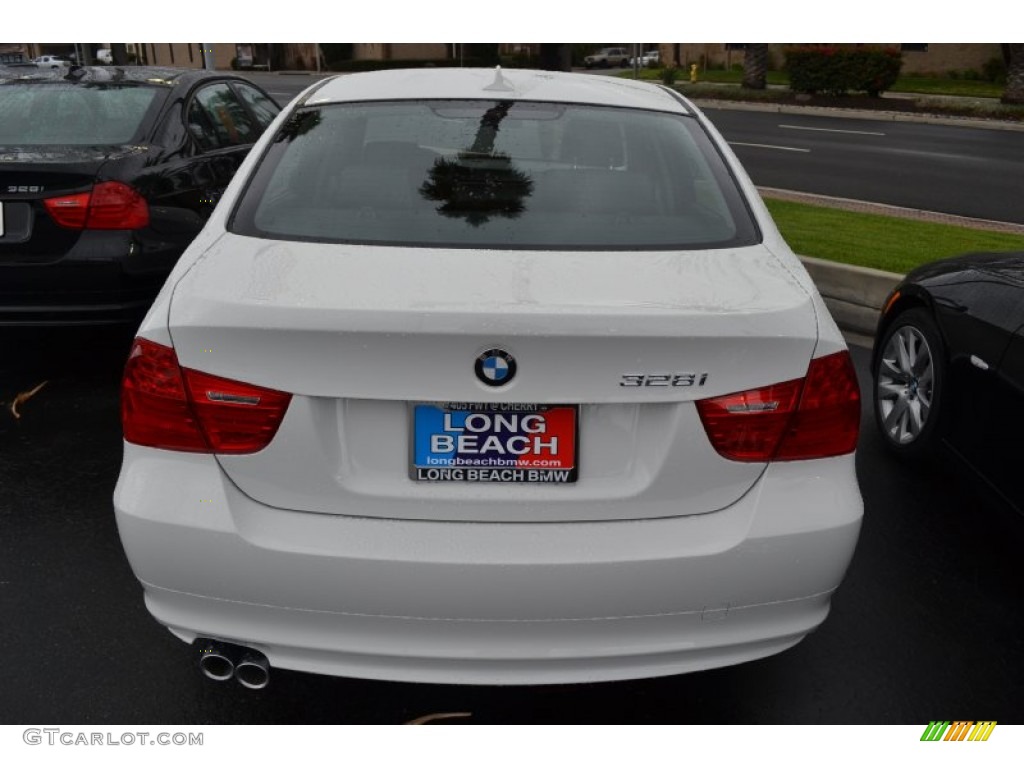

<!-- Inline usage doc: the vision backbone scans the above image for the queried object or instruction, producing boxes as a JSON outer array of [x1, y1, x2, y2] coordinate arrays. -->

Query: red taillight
[[696, 351, 860, 462], [121, 338, 291, 454], [182, 369, 293, 454], [43, 191, 91, 228], [44, 181, 149, 230], [775, 350, 861, 461], [86, 181, 150, 229], [695, 378, 803, 462]]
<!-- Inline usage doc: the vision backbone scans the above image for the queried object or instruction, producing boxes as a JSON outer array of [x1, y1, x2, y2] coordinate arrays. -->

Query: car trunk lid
[[0, 147, 130, 264], [166, 234, 820, 522]]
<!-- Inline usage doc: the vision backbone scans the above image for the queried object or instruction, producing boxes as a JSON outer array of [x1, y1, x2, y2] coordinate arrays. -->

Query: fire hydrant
[[690, 63, 699, 83]]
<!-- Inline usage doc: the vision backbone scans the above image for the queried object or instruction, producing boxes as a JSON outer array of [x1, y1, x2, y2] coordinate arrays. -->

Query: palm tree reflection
[[278, 109, 322, 142], [419, 101, 533, 227]]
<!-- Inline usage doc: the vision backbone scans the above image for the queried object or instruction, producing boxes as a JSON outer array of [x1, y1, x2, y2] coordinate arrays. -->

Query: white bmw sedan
[[114, 68, 863, 687]]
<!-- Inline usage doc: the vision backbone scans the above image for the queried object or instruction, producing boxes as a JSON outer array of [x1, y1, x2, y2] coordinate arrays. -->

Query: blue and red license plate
[[412, 403, 578, 483]]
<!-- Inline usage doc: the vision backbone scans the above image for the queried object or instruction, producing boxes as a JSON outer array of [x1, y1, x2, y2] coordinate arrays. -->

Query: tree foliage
[[785, 46, 902, 97]]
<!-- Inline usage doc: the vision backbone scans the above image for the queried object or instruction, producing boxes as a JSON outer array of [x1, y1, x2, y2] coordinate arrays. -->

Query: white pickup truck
[[583, 47, 630, 69], [32, 55, 71, 69]]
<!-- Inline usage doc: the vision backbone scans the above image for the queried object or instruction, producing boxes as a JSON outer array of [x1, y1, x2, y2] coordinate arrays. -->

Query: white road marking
[[779, 124, 887, 136], [729, 142, 810, 153]]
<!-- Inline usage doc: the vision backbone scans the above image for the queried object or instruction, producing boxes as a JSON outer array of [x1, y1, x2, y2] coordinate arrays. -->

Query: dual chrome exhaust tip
[[196, 639, 270, 690]]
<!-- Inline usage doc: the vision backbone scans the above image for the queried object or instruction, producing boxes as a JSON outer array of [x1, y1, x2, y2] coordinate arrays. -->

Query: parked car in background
[[0, 66, 280, 324], [630, 50, 661, 67], [32, 55, 70, 70], [583, 47, 630, 68], [115, 67, 863, 688], [872, 251, 1024, 514]]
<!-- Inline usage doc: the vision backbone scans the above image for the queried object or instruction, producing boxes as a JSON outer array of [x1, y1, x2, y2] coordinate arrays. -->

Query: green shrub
[[320, 43, 354, 70], [661, 67, 677, 85], [785, 47, 851, 95], [946, 69, 961, 80], [962, 68, 981, 81], [500, 52, 536, 68], [785, 46, 902, 97], [846, 49, 904, 96], [983, 56, 1007, 84], [463, 44, 500, 67]]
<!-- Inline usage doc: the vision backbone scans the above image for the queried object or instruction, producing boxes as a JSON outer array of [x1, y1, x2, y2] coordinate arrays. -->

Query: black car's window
[[186, 98, 220, 152], [231, 100, 759, 251], [233, 82, 279, 129], [0, 83, 160, 145], [189, 83, 259, 149]]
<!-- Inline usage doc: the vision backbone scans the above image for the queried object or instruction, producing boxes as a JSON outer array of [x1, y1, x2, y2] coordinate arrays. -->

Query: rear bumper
[[0, 294, 159, 326], [115, 446, 862, 685], [0, 230, 174, 326]]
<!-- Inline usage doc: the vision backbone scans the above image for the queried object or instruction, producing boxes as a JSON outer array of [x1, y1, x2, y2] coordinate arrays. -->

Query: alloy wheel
[[876, 325, 934, 444]]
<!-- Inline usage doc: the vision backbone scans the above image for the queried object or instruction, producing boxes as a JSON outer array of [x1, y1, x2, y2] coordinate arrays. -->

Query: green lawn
[[687, 69, 790, 87], [887, 76, 1004, 98], [763, 199, 1024, 274]]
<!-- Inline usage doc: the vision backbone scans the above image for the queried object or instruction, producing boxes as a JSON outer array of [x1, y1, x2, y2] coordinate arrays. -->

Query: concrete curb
[[690, 98, 1024, 133], [798, 256, 902, 339]]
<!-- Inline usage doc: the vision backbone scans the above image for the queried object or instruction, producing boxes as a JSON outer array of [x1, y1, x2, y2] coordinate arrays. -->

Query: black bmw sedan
[[872, 251, 1024, 514], [0, 66, 280, 325]]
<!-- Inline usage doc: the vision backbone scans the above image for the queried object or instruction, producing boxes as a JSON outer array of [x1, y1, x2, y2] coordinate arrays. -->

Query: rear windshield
[[230, 100, 759, 250], [0, 83, 161, 145]]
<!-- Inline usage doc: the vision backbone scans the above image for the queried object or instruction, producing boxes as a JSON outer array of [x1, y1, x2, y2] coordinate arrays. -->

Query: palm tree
[[109, 44, 130, 66], [1003, 44, 1024, 104], [741, 44, 770, 90], [419, 101, 534, 227], [538, 44, 571, 71]]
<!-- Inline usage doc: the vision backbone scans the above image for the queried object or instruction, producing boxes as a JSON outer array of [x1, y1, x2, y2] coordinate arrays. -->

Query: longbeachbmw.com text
[[23, 729, 203, 746]]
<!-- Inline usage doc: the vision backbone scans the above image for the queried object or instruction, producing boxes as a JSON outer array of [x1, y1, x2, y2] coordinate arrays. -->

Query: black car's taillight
[[44, 181, 150, 230]]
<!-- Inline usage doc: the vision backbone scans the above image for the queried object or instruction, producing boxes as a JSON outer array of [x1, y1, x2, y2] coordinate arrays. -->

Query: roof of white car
[[305, 68, 690, 115]]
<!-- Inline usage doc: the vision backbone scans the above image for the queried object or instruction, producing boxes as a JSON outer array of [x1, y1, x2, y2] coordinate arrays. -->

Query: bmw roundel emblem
[[475, 348, 517, 387]]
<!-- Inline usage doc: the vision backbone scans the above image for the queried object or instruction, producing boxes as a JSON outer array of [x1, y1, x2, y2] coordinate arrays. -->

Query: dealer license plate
[[411, 403, 578, 483]]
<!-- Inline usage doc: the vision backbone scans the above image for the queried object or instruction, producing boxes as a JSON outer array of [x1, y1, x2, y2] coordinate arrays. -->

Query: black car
[[0, 66, 280, 325], [872, 251, 1024, 513]]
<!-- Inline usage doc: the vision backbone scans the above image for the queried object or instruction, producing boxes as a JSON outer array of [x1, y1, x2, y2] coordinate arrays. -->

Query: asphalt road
[[705, 109, 1024, 225], [244, 72, 1024, 226], [1, 327, 1021, 724]]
